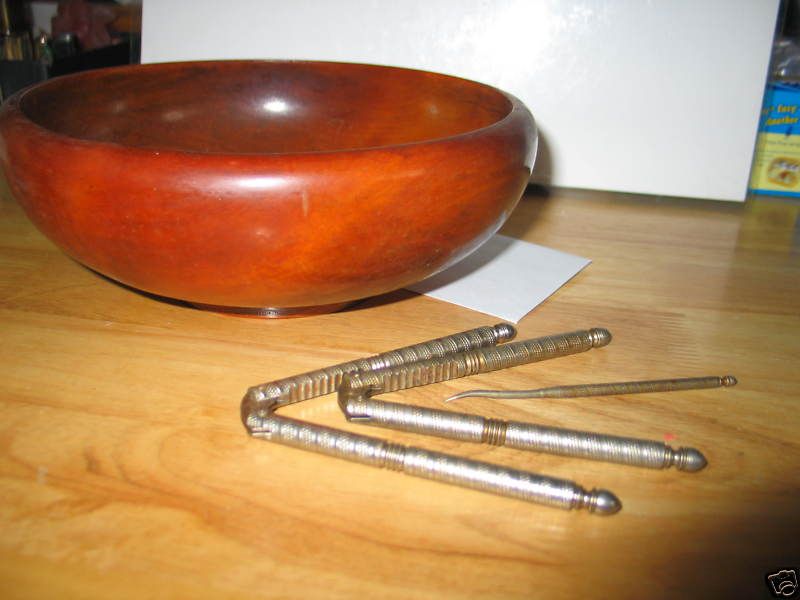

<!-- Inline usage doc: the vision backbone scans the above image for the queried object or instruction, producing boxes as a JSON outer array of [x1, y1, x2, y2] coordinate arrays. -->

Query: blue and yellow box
[[750, 82, 800, 197]]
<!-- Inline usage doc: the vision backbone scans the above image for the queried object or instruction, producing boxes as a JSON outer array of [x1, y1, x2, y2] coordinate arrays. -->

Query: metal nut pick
[[445, 375, 738, 402], [242, 325, 621, 515]]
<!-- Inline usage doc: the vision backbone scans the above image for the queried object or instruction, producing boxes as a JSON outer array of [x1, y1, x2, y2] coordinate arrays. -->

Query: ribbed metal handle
[[249, 413, 620, 514], [338, 328, 612, 399], [341, 397, 706, 471], [504, 421, 705, 470], [242, 323, 516, 426]]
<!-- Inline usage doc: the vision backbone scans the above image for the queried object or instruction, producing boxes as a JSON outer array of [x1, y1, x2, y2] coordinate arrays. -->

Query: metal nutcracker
[[241, 324, 712, 515]]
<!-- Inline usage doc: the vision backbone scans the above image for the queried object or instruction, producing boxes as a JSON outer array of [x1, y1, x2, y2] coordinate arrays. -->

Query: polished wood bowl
[[0, 61, 536, 316]]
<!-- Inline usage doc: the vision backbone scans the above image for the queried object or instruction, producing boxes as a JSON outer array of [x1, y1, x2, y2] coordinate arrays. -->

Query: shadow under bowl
[[0, 60, 536, 316]]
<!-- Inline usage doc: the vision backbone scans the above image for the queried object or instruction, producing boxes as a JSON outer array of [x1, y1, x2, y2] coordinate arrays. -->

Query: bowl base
[[191, 301, 354, 319]]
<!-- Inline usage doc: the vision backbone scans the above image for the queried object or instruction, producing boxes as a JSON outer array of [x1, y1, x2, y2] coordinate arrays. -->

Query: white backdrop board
[[142, 0, 780, 201]]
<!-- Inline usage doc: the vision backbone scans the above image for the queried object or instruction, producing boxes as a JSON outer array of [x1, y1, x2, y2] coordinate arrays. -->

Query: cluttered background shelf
[[0, 183, 798, 598]]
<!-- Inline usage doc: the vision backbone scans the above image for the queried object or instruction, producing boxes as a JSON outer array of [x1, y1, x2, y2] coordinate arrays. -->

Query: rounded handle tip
[[493, 323, 517, 342], [589, 328, 612, 348], [587, 489, 622, 515], [674, 447, 707, 472]]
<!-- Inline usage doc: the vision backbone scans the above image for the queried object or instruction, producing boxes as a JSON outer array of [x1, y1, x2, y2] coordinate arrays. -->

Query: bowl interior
[[19, 61, 512, 154]]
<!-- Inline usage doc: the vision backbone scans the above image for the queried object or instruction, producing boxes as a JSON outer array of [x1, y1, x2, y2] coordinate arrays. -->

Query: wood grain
[[1, 183, 798, 599]]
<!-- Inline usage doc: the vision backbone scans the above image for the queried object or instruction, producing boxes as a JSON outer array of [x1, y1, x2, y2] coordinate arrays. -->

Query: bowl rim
[[5, 59, 531, 158]]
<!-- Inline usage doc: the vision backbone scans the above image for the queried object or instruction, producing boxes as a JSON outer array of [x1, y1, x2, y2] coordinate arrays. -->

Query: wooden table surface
[[1, 183, 798, 599]]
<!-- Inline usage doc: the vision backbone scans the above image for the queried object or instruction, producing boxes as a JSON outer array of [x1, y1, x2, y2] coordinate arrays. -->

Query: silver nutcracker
[[241, 325, 710, 515]]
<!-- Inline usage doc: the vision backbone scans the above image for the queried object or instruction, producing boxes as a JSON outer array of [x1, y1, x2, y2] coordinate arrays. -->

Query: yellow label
[[750, 132, 800, 193]]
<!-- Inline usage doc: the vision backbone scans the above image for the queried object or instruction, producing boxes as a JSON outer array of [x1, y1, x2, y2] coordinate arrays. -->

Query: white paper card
[[407, 235, 590, 323]]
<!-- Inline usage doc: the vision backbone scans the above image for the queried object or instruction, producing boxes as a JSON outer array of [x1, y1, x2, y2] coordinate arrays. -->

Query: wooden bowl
[[0, 61, 536, 316]]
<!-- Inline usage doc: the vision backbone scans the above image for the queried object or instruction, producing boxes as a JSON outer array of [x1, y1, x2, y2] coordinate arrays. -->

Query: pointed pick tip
[[445, 391, 486, 403], [444, 392, 472, 403]]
